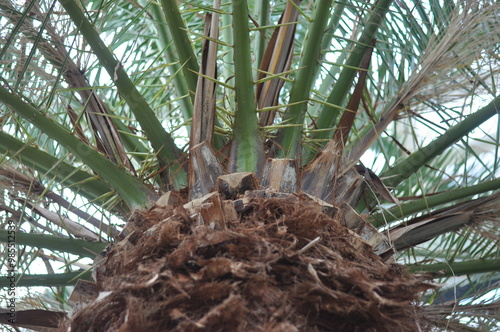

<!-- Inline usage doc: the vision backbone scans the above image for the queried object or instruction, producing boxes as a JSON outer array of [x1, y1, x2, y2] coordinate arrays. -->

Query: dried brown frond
[[420, 302, 500, 332], [467, 196, 500, 241]]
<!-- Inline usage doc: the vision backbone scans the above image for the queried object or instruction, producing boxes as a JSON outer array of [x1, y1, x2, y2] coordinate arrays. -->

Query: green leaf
[[0, 270, 92, 287], [0, 131, 111, 206], [229, 0, 264, 173], [160, 0, 200, 97], [58, 0, 185, 186], [0, 87, 156, 210], [0, 230, 107, 258], [382, 95, 500, 188], [308, 0, 394, 151], [407, 258, 500, 277], [371, 177, 500, 227]]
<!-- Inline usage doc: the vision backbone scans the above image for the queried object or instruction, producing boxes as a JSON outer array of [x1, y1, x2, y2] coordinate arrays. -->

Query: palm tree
[[0, 0, 499, 330]]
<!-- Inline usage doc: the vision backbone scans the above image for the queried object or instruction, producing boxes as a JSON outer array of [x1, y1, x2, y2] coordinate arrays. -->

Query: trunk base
[[63, 193, 434, 331]]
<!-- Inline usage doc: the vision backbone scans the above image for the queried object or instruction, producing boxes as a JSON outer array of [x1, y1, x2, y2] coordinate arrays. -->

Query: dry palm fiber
[[63, 196, 433, 331]]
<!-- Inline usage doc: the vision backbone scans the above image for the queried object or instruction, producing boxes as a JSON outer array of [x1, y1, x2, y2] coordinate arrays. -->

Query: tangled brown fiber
[[63, 197, 433, 331]]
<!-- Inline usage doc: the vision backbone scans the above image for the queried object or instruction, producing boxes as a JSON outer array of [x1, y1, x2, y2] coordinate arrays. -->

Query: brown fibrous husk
[[63, 197, 434, 331]]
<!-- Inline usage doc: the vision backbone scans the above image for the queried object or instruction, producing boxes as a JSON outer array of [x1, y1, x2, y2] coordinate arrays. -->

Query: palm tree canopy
[[0, 0, 499, 330]]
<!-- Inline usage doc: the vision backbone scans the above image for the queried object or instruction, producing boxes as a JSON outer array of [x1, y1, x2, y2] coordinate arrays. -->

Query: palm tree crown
[[0, 0, 499, 330]]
